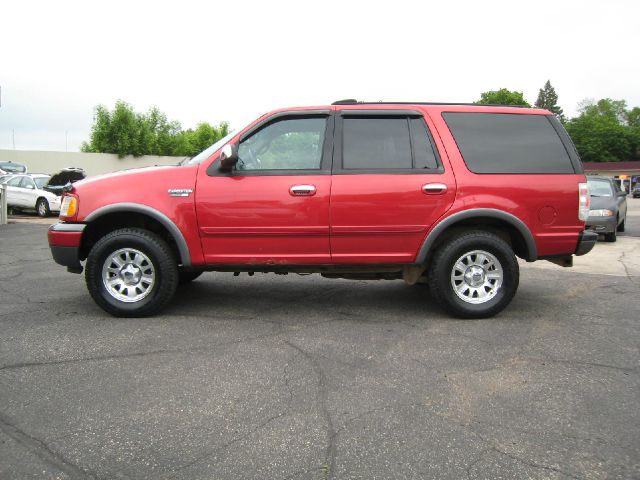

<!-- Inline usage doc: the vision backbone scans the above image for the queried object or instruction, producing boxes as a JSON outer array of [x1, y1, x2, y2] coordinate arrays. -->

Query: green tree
[[82, 101, 229, 158], [565, 99, 633, 162], [534, 80, 564, 120], [476, 88, 531, 107]]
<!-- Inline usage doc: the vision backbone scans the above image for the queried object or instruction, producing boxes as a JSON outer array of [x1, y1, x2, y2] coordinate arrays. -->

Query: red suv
[[48, 101, 596, 318]]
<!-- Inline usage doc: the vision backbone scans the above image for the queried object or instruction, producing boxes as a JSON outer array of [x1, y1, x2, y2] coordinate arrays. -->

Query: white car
[[4, 174, 62, 217]]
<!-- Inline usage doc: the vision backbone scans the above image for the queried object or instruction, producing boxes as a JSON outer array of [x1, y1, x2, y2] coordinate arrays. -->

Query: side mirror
[[219, 143, 239, 172], [26, 184, 35, 189]]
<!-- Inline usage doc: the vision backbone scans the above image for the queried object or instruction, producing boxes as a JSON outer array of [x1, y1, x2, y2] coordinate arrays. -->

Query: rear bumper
[[48, 222, 85, 272], [575, 230, 598, 256], [585, 215, 616, 234]]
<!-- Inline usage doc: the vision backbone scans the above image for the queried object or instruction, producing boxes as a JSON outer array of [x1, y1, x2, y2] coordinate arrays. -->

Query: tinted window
[[411, 118, 439, 169], [343, 118, 412, 169], [443, 113, 575, 174], [237, 117, 326, 170]]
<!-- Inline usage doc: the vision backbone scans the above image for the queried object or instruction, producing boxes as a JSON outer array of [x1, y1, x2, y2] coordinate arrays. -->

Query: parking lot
[[1, 203, 639, 479]]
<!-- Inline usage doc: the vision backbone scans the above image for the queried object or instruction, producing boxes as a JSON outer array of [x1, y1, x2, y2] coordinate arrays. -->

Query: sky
[[1, 0, 639, 152]]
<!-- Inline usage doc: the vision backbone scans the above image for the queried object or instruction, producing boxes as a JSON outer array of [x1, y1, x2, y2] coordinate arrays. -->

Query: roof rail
[[331, 99, 530, 108]]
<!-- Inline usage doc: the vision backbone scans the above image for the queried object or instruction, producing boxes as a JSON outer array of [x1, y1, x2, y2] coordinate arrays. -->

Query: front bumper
[[585, 215, 616, 234], [575, 230, 598, 256], [48, 222, 85, 273]]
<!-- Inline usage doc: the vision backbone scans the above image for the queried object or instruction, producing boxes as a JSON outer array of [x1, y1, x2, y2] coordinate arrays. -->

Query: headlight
[[589, 209, 614, 217], [59, 195, 78, 219]]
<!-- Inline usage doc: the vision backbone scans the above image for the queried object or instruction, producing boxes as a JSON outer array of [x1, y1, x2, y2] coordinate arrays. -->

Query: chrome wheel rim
[[38, 201, 46, 215], [102, 248, 155, 303], [450, 250, 503, 305]]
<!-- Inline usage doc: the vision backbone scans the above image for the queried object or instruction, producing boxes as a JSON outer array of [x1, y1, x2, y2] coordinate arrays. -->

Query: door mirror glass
[[219, 143, 239, 171]]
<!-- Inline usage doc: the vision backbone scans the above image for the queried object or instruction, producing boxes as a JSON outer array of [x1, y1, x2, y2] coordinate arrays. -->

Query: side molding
[[415, 208, 537, 263], [84, 203, 191, 266]]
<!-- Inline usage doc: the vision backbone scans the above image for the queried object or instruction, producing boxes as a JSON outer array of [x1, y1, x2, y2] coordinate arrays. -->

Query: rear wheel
[[428, 231, 519, 318], [36, 198, 51, 217], [85, 228, 179, 317]]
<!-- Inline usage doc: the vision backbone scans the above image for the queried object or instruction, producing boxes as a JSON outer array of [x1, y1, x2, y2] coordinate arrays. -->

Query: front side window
[[34, 177, 49, 189], [237, 117, 326, 171], [20, 177, 36, 189]]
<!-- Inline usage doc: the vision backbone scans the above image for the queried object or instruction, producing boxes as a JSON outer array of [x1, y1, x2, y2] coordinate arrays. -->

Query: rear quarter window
[[443, 112, 576, 174]]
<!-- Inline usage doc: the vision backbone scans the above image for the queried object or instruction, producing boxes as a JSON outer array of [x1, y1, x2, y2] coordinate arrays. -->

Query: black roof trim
[[331, 99, 530, 108]]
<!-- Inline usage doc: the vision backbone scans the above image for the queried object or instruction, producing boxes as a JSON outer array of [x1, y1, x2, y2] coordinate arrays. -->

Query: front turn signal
[[59, 195, 78, 220]]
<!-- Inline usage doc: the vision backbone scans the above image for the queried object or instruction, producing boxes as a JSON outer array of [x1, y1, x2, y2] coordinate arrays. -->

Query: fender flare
[[84, 203, 191, 266], [415, 208, 537, 263]]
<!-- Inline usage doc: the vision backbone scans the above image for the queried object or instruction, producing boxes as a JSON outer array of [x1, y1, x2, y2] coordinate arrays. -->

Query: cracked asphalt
[[1, 204, 639, 479]]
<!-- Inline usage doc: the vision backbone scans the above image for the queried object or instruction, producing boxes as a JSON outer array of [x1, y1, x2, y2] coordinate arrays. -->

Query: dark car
[[633, 185, 640, 198], [586, 176, 627, 242], [43, 167, 86, 195], [0, 161, 27, 174]]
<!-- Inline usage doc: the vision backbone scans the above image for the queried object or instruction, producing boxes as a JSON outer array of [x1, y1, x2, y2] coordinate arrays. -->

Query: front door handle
[[289, 184, 317, 196], [422, 183, 447, 195]]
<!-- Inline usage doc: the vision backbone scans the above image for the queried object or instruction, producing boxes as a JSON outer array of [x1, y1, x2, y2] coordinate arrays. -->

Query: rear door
[[330, 109, 456, 263], [5, 175, 27, 207]]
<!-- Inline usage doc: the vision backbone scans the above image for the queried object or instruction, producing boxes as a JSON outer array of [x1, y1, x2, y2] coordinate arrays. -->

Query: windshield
[[183, 116, 258, 165], [34, 176, 50, 189], [587, 179, 613, 197]]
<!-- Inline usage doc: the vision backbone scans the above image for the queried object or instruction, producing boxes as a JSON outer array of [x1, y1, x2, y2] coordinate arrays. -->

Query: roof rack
[[331, 99, 529, 108]]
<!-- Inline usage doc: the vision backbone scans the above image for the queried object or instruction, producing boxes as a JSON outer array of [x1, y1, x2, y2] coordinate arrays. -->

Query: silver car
[[586, 176, 628, 242]]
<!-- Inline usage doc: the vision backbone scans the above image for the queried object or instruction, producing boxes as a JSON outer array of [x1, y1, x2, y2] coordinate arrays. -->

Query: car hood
[[47, 169, 86, 187]]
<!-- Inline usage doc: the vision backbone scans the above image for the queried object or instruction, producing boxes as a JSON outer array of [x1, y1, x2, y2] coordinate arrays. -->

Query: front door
[[196, 112, 334, 264], [329, 110, 456, 263]]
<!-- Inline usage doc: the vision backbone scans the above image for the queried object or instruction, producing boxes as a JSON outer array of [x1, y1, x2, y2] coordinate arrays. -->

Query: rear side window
[[342, 116, 440, 170], [343, 118, 412, 169], [443, 113, 575, 174]]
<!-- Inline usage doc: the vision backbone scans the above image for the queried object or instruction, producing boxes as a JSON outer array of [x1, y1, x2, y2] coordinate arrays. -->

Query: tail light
[[578, 182, 590, 222]]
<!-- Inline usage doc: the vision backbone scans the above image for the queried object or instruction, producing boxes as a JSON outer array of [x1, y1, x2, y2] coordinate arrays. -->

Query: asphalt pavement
[[0, 211, 639, 479]]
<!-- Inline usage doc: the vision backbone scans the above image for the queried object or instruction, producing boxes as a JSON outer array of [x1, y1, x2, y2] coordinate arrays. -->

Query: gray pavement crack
[[284, 340, 337, 480], [160, 410, 290, 480], [0, 411, 105, 480]]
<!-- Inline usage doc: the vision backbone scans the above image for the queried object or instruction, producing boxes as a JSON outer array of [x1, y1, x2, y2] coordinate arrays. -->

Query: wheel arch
[[416, 208, 537, 264], [82, 203, 191, 266]]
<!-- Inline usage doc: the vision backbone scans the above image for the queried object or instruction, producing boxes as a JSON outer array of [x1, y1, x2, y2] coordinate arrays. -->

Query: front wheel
[[428, 231, 519, 318], [85, 228, 179, 317]]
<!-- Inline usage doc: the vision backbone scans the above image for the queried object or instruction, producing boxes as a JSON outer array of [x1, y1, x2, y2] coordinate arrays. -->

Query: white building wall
[[0, 149, 188, 177]]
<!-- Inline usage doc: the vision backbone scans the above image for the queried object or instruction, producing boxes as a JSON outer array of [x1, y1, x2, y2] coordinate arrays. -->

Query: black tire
[[617, 218, 625, 232], [178, 270, 203, 285], [428, 230, 519, 319], [85, 228, 179, 317], [36, 198, 51, 217], [604, 230, 617, 242]]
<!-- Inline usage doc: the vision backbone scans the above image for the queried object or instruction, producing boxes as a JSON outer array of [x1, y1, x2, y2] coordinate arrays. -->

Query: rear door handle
[[289, 184, 317, 196], [422, 183, 447, 195]]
